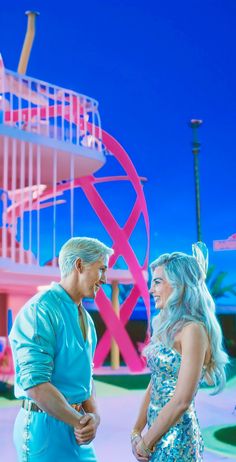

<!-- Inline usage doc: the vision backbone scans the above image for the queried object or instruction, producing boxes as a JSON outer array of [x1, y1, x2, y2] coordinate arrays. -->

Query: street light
[[189, 119, 203, 242]]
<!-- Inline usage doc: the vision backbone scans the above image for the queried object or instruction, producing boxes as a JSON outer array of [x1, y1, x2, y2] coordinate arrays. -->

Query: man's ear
[[75, 258, 83, 273]]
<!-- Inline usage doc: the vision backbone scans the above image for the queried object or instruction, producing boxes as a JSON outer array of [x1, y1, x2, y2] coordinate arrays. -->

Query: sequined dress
[[145, 341, 204, 461]]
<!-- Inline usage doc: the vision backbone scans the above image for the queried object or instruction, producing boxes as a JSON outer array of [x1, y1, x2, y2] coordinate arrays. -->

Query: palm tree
[[206, 266, 236, 357], [206, 265, 236, 300]]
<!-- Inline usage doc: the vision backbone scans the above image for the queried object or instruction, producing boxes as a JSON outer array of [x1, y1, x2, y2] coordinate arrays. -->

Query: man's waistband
[[22, 399, 82, 413]]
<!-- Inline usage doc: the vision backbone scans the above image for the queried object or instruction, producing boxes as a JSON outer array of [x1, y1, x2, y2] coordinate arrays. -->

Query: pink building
[[0, 46, 150, 373]]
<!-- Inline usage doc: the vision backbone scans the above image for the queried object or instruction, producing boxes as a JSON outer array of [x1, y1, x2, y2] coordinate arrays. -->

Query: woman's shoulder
[[176, 321, 209, 346]]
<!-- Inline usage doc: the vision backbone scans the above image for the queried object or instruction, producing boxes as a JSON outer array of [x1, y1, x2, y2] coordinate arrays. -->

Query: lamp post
[[189, 119, 203, 242], [18, 11, 39, 75]]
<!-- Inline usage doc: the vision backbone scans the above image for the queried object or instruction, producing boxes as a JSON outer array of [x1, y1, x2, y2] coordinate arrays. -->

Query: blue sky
[[1, 0, 236, 303]]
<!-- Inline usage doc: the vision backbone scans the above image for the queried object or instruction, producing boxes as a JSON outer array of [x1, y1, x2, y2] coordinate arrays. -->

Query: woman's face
[[149, 265, 173, 309]]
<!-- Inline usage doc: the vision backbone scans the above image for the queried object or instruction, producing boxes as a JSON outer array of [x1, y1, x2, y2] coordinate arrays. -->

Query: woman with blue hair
[[131, 242, 228, 462]]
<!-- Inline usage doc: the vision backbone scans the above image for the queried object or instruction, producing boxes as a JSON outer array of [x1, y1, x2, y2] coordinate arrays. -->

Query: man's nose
[[149, 285, 154, 295], [100, 274, 107, 284]]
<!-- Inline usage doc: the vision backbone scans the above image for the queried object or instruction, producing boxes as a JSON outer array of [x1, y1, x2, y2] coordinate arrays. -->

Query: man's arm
[[74, 380, 100, 444], [27, 382, 83, 427], [82, 380, 100, 417], [10, 303, 83, 429]]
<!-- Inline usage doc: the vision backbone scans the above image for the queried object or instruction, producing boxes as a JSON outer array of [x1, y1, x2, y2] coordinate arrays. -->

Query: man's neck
[[59, 279, 82, 306]]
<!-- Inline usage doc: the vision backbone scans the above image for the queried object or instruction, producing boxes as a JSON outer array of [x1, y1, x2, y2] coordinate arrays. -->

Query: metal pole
[[111, 281, 120, 369], [189, 119, 203, 242], [18, 11, 39, 75]]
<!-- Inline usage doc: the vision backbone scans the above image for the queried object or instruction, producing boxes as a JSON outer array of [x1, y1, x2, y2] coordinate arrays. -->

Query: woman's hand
[[131, 435, 149, 461], [135, 436, 155, 461]]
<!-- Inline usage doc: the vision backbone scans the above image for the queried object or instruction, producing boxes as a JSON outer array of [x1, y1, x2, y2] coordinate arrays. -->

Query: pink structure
[[213, 233, 236, 251], [0, 54, 150, 374]]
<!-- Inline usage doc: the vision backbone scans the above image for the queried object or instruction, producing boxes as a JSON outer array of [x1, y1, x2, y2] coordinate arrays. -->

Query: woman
[[131, 242, 228, 461]]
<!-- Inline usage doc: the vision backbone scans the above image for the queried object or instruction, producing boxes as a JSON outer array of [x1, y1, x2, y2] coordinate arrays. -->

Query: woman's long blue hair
[[150, 242, 229, 393]]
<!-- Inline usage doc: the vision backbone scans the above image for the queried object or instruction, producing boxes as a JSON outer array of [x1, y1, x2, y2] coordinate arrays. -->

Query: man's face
[[77, 256, 109, 299]]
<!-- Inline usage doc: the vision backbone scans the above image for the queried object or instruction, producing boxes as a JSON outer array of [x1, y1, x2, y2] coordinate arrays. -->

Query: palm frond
[[207, 267, 236, 300]]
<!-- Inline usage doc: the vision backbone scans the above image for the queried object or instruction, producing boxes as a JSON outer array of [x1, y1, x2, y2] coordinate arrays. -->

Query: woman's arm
[[132, 380, 151, 433], [140, 323, 208, 451], [131, 381, 152, 461]]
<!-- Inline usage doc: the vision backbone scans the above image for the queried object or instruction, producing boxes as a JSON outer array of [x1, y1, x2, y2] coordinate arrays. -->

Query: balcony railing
[[0, 66, 104, 268], [0, 68, 103, 151]]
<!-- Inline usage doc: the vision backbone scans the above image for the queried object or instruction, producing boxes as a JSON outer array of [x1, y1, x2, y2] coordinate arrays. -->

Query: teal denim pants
[[13, 408, 98, 462]]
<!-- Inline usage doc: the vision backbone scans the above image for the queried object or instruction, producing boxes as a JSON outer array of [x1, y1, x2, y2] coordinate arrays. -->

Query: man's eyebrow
[[153, 277, 163, 282]]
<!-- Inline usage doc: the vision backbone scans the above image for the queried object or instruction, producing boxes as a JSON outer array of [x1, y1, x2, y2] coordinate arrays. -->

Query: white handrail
[[0, 66, 104, 268], [1, 68, 103, 151]]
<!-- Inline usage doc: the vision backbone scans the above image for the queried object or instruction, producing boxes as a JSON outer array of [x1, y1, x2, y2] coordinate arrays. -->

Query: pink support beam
[[1, 100, 150, 372]]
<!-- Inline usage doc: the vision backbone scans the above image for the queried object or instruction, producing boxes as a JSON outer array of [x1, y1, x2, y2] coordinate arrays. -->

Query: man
[[9, 237, 113, 462]]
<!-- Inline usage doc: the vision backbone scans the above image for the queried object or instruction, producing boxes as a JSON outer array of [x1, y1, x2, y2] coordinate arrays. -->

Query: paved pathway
[[0, 380, 235, 461]]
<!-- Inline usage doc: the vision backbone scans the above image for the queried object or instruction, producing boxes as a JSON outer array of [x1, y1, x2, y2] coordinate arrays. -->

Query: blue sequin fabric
[[145, 341, 204, 461]]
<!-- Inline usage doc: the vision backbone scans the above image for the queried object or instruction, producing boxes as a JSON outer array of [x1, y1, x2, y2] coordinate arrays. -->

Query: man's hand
[[74, 413, 100, 445]]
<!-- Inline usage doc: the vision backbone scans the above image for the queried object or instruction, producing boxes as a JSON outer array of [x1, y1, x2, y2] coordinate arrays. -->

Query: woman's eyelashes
[[153, 279, 161, 286]]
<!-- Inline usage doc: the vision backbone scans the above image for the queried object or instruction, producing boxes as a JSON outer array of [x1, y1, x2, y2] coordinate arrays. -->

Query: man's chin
[[86, 287, 99, 299], [91, 290, 99, 299]]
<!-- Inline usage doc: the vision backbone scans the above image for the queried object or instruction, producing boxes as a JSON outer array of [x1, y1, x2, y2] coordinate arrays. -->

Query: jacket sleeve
[[9, 302, 56, 390]]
